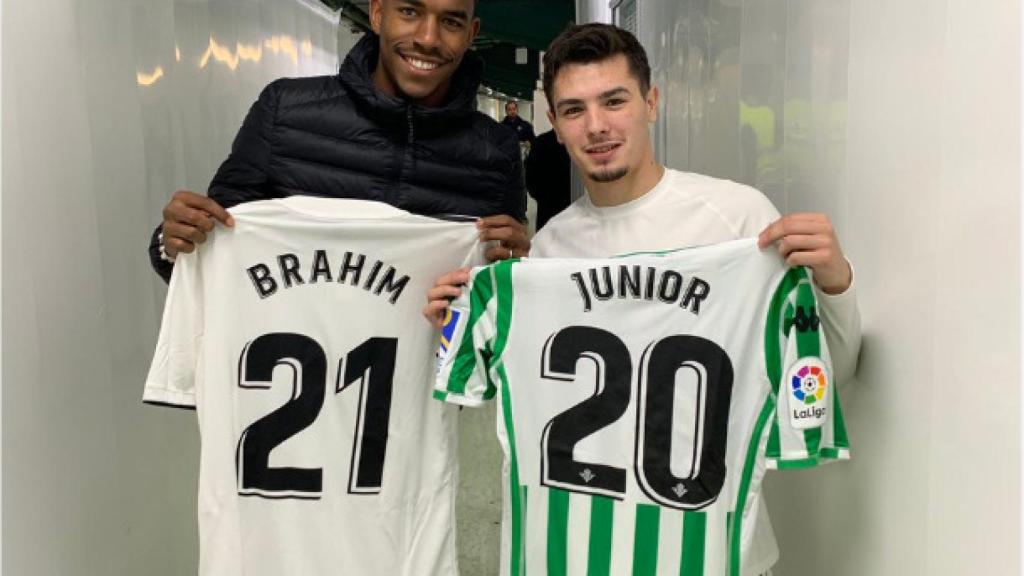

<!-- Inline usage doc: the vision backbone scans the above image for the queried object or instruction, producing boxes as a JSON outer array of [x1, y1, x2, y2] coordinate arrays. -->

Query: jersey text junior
[[435, 238, 850, 576]]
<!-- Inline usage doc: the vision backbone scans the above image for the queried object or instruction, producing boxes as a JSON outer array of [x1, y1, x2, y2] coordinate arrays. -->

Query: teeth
[[407, 58, 439, 70], [591, 145, 615, 153]]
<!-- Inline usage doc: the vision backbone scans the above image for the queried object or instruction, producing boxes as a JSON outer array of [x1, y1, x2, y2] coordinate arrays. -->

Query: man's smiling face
[[548, 54, 658, 185], [370, 0, 480, 107]]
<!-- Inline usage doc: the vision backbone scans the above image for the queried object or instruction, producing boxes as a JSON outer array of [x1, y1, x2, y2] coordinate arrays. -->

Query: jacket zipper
[[406, 106, 415, 144], [394, 107, 415, 199]]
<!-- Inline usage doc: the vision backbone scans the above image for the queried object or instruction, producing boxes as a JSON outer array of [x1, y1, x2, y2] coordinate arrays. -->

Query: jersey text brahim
[[246, 249, 409, 304]]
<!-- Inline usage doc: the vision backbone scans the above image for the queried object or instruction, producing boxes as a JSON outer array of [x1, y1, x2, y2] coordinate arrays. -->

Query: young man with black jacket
[[149, 0, 528, 280]]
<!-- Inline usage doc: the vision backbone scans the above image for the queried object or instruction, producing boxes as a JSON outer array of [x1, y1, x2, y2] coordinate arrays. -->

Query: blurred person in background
[[500, 99, 536, 154], [524, 128, 572, 231]]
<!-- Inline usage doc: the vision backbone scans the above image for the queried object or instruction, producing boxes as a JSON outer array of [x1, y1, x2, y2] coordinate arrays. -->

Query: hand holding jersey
[[161, 190, 528, 267], [757, 213, 852, 296], [161, 190, 234, 259], [478, 215, 531, 261], [424, 267, 473, 328], [423, 217, 531, 329]]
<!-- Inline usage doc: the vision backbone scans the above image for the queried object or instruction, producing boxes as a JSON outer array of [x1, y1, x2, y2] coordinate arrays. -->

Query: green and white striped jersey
[[434, 238, 850, 576]]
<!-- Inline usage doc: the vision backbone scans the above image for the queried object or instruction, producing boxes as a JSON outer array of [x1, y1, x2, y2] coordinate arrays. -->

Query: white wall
[[577, 0, 1021, 573], [775, 1, 1019, 574], [2, 1, 344, 573]]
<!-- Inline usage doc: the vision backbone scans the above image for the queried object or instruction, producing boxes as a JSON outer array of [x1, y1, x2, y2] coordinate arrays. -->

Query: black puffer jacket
[[150, 32, 525, 281]]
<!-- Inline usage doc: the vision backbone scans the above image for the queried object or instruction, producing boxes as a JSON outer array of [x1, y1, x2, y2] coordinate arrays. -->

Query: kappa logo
[[786, 305, 820, 334], [579, 469, 596, 483]]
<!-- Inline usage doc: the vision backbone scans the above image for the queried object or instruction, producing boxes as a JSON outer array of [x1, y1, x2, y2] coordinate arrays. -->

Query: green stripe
[[729, 397, 775, 576], [587, 496, 614, 576], [771, 448, 848, 470], [490, 262, 525, 576], [764, 269, 800, 459], [764, 268, 801, 393], [632, 504, 660, 576], [819, 447, 846, 458], [499, 362, 525, 576], [792, 273, 820, 358], [832, 381, 850, 448], [766, 419, 781, 460], [680, 512, 706, 575], [773, 458, 820, 470], [482, 261, 518, 402], [446, 267, 495, 395], [781, 446, 847, 465], [793, 277, 823, 455], [522, 486, 529, 574], [803, 419, 823, 454], [492, 261, 516, 361], [725, 512, 733, 574], [547, 489, 570, 576]]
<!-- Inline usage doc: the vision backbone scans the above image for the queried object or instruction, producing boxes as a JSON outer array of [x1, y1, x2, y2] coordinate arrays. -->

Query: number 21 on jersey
[[235, 332, 397, 499]]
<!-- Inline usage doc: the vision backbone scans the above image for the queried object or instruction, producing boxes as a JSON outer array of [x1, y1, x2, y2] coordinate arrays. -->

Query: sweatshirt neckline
[[580, 168, 674, 218]]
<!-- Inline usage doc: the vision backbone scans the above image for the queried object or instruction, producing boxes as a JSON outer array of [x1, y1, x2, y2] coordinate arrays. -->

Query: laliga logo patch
[[786, 357, 829, 430], [435, 308, 462, 372]]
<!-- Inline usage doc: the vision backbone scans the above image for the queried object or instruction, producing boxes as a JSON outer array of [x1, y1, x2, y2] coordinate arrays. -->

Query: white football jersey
[[435, 238, 850, 576], [145, 197, 483, 576]]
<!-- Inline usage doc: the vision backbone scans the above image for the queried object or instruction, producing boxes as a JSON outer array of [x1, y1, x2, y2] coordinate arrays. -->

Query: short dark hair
[[542, 23, 651, 111]]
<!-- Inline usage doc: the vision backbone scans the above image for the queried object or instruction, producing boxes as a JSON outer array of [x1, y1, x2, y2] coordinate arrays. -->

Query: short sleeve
[[764, 267, 851, 469], [433, 266, 500, 407], [143, 251, 204, 408]]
